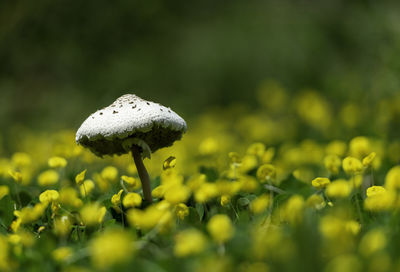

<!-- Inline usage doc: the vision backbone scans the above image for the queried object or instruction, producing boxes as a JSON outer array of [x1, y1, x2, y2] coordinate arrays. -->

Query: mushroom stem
[[131, 145, 153, 204]]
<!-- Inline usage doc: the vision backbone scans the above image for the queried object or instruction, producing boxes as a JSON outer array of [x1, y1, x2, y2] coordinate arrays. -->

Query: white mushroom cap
[[76, 94, 187, 157]]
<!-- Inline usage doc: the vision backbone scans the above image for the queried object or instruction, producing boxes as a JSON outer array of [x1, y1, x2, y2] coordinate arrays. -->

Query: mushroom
[[75, 94, 187, 204]]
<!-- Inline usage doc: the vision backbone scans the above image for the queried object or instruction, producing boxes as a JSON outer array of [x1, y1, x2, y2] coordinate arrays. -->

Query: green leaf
[[237, 197, 250, 206], [195, 203, 205, 221]]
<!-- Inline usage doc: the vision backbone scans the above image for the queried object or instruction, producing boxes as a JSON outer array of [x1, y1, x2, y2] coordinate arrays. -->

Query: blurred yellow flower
[[59, 187, 83, 208], [281, 195, 305, 225], [89, 229, 134, 269], [11, 152, 31, 168], [101, 166, 118, 182], [53, 216, 71, 237], [220, 195, 231, 207], [364, 189, 396, 212], [366, 186, 386, 197], [359, 228, 387, 256], [9, 170, 23, 184], [123, 192, 142, 208], [194, 183, 218, 203], [324, 254, 361, 272], [199, 137, 219, 155], [175, 203, 189, 220], [250, 194, 270, 214], [52, 247, 73, 262], [311, 177, 330, 189], [39, 190, 59, 205], [121, 175, 140, 191], [326, 180, 352, 198], [75, 169, 87, 186], [349, 136, 371, 159], [164, 185, 191, 205], [256, 164, 276, 183], [207, 214, 234, 244], [384, 166, 400, 191], [48, 156, 67, 168], [362, 152, 376, 167], [247, 142, 265, 158], [324, 154, 341, 175], [38, 170, 59, 186], [306, 194, 326, 210], [325, 140, 347, 157], [174, 229, 207, 257], [79, 180, 95, 197], [342, 157, 363, 175], [0, 185, 9, 200], [80, 203, 107, 226]]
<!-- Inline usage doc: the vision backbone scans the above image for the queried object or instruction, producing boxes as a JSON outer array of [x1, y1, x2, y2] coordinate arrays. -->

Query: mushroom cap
[[76, 94, 187, 157]]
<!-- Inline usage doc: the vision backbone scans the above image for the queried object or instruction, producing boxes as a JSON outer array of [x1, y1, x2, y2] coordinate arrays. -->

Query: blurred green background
[[1, 0, 400, 129]]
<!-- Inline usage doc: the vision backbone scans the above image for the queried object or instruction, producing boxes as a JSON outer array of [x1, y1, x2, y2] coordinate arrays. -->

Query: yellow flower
[[220, 195, 231, 207], [59, 187, 83, 208], [174, 229, 207, 257], [48, 156, 67, 168], [384, 166, 400, 191], [349, 136, 371, 158], [39, 190, 59, 205], [127, 206, 172, 231], [163, 156, 177, 170], [11, 152, 31, 168], [199, 137, 219, 155], [311, 177, 331, 189], [319, 215, 360, 240], [250, 194, 270, 214], [207, 214, 234, 244], [164, 185, 191, 205], [111, 189, 124, 212], [364, 189, 396, 212], [101, 166, 118, 182], [9, 170, 23, 184], [194, 183, 218, 203], [14, 203, 46, 224], [281, 195, 305, 225], [175, 203, 189, 220], [359, 228, 387, 256], [0, 185, 9, 200], [366, 186, 386, 197], [79, 180, 95, 197], [326, 140, 347, 157], [342, 157, 363, 175], [362, 152, 376, 167], [52, 247, 73, 262], [121, 175, 141, 191], [306, 194, 326, 210], [75, 169, 87, 186], [256, 164, 276, 183], [247, 142, 265, 158], [38, 170, 59, 186], [80, 203, 107, 226], [89, 229, 134, 269], [122, 192, 142, 208], [325, 180, 352, 198], [324, 154, 341, 175], [238, 176, 259, 193], [53, 216, 71, 237], [324, 254, 361, 272], [228, 152, 242, 164]]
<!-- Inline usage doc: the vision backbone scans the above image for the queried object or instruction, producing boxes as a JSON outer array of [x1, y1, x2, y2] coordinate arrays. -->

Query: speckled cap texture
[[76, 94, 187, 157]]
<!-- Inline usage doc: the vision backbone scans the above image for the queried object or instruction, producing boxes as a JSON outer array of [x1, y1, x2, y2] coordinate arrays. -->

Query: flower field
[[1, 82, 400, 272]]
